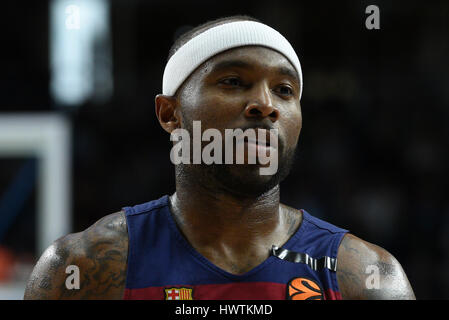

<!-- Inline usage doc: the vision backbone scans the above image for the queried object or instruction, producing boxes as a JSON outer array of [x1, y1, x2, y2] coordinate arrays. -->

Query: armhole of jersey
[[331, 231, 349, 299], [123, 208, 135, 298], [120, 197, 169, 299]]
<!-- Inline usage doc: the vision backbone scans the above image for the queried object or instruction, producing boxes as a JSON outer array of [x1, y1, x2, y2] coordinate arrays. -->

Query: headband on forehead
[[162, 20, 303, 99]]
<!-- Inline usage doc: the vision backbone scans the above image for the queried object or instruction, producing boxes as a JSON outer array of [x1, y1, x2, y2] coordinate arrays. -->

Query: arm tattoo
[[24, 211, 128, 300]]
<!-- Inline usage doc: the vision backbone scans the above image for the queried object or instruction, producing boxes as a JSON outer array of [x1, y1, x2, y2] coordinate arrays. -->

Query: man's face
[[176, 46, 302, 196]]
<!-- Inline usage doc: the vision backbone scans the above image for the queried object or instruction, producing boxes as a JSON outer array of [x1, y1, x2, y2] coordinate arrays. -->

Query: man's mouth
[[239, 129, 277, 148], [233, 129, 279, 159]]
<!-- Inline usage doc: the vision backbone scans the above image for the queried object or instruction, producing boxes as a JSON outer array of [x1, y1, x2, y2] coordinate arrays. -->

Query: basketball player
[[24, 16, 415, 300]]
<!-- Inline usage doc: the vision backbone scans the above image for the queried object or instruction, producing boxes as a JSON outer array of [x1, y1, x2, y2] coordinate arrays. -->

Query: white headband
[[162, 20, 303, 99]]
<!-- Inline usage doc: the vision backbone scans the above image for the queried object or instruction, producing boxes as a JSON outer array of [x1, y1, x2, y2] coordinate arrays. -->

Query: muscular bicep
[[336, 233, 416, 300], [24, 212, 128, 300], [24, 234, 83, 299]]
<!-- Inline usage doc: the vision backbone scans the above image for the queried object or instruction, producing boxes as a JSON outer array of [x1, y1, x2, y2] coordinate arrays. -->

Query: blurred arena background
[[0, 0, 448, 299]]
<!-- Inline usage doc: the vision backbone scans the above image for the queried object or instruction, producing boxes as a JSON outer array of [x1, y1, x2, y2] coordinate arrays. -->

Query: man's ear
[[155, 94, 181, 133]]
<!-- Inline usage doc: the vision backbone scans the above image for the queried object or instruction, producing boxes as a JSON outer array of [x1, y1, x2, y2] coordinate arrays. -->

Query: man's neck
[[170, 177, 290, 255], [168, 169, 302, 275]]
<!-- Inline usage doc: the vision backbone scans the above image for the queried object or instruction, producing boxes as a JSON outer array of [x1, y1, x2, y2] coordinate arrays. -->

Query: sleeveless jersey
[[122, 195, 349, 300]]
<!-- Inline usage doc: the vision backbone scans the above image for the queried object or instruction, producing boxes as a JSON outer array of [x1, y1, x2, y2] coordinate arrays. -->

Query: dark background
[[1, 0, 448, 299]]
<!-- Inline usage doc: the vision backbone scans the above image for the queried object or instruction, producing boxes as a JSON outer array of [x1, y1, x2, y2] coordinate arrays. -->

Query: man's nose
[[244, 83, 280, 122]]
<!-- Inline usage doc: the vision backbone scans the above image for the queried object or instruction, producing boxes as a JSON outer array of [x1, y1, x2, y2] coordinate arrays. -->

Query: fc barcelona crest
[[164, 287, 193, 300]]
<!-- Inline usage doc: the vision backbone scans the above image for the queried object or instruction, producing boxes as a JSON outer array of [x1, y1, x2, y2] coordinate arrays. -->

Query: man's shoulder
[[24, 212, 128, 300], [54, 211, 128, 264], [281, 204, 348, 237], [336, 233, 416, 300], [83, 211, 128, 244]]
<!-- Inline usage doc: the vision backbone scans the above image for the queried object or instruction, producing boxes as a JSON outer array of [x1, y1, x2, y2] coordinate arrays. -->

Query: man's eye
[[220, 77, 242, 86], [275, 85, 293, 96]]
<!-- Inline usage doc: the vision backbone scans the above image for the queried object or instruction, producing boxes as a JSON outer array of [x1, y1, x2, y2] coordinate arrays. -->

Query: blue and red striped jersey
[[122, 195, 348, 300]]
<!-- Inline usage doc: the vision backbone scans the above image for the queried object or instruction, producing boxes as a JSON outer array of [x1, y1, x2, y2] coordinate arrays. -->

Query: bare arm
[[337, 233, 416, 300], [24, 211, 128, 300]]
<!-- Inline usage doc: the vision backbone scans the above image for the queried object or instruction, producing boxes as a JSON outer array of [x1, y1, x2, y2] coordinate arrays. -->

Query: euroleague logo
[[287, 277, 323, 300]]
